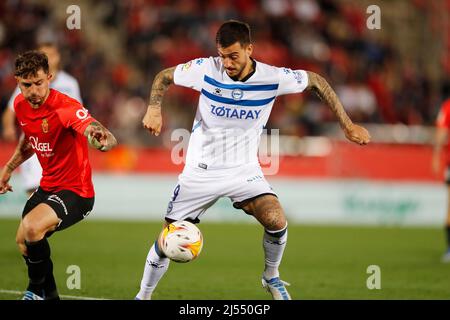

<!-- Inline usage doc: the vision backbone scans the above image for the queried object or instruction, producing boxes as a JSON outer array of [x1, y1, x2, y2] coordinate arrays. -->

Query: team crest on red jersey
[[42, 118, 49, 133]]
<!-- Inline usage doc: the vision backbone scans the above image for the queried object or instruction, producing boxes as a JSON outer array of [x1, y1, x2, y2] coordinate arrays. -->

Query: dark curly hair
[[14, 50, 49, 78]]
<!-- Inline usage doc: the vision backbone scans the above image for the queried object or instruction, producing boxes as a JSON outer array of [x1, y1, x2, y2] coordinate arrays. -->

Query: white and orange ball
[[159, 221, 203, 263]]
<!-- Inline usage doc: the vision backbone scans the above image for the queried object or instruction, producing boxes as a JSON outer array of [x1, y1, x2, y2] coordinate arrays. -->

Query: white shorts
[[165, 163, 276, 222], [20, 154, 42, 191]]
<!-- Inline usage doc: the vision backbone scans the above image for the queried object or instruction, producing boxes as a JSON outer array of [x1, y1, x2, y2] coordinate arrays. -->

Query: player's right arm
[[56, 97, 118, 152], [83, 121, 118, 152], [142, 67, 176, 136], [0, 134, 35, 194]]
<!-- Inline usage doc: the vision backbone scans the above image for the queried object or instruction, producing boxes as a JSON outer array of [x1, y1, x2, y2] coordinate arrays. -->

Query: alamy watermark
[[66, 265, 81, 290], [366, 5, 381, 30], [66, 5, 81, 30], [366, 265, 381, 290]]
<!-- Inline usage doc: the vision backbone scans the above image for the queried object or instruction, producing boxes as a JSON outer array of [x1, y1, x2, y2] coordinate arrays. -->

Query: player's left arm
[[83, 121, 118, 152], [306, 71, 371, 145]]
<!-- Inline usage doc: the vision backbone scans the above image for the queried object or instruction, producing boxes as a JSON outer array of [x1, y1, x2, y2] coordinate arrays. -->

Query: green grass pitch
[[0, 218, 449, 300]]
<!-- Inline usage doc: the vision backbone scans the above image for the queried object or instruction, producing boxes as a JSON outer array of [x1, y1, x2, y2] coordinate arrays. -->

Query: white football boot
[[262, 277, 292, 300]]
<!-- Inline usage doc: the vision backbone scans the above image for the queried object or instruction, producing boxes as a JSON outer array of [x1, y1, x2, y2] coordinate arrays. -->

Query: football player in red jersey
[[0, 51, 117, 300], [432, 93, 450, 263], [2, 42, 83, 196]]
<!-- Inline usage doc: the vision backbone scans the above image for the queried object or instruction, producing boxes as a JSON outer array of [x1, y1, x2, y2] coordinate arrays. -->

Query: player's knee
[[265, 222, 288, 238], [270, 221, 287, 232], [263, 209, 286, 231], [22, 218, 44, 241], [23, 225, 42, 241]]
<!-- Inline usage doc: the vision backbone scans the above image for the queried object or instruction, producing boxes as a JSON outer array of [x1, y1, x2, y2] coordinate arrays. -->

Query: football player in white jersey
[[136, 20, 370, 300], [1, 42, 82, 195]]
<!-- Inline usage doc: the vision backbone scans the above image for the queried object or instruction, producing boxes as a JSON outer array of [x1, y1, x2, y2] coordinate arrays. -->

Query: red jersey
[[436, 98, 450, 165], [14, 89, 96, 197]]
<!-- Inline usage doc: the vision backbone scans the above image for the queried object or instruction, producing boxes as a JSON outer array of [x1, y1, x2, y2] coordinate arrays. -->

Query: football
[[159, 221, 203, 263]]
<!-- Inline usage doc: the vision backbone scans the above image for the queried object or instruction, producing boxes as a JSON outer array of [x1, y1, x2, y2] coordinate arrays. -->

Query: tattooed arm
[[142, 67, 175, 136], [0, 134, 34, 194], [84, 121, 117, 152], [306, 71, 371, 145]]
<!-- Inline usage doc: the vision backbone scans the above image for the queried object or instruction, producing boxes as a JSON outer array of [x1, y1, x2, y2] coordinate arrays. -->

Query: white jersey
[[8, 70, 82, 110], [174, 57, 309, 170]]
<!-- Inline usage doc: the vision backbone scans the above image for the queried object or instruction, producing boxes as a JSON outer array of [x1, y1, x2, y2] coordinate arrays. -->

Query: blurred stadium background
[[1, 0, 450, 300]]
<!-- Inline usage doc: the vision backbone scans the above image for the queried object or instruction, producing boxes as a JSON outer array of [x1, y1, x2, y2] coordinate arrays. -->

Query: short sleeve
[[276, 68, 309, 96], [173, 58, 209, 92], [56, 98, 95, 135], [7, 86, 21, 111], [436, 100, 450, 128]]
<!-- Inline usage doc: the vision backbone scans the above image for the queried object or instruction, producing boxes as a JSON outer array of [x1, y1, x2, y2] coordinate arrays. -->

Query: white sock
[[263, 224, 288, 280], [136, 242, 170, 300]]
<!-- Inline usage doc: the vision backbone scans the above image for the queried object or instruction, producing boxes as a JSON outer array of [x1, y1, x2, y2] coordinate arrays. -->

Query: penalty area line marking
[[0, 289, 110, 300]]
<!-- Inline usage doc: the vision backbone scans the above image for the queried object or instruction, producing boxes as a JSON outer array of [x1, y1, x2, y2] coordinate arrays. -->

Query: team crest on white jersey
[[231, 88, 243, 100]]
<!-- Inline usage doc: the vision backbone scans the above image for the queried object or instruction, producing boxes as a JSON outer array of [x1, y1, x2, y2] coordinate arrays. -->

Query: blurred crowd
[[0, 0, 449, 146]]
